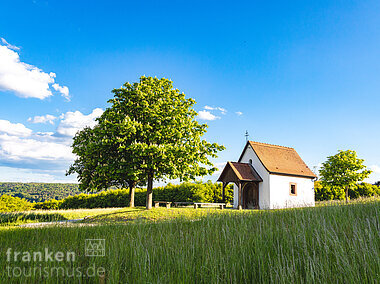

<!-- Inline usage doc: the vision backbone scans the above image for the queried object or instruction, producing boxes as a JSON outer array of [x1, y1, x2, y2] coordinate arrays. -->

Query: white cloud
[[52, 83, 70, 101], [0, 166, 77, 183], [204, 105, 227, 115], [0, 107, 102, 169], [0, 38, 69, 100], [0, 119, 32, 137], [0, 108, 105, 182], [218, 107, 227, 115], [28, 114, 57, 125], [364, 165, 380, 184], [0, 134, 74, 162], [211, 162, 227, 176], [369, 165, 380, 174], [236, 111, 243, 116], [198, 110, 221, 121], [1, 38, 20, 51], [56, 108, 104, 137]]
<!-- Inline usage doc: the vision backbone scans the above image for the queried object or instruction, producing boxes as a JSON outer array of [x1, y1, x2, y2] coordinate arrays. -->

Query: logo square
[[85, 239, 105, 257]]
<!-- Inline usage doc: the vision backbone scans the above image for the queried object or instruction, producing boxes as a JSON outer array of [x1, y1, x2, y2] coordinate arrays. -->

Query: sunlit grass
[[0, 199, 378, 283], [315, 195, 380, 206], [0, 207, 125, 226]]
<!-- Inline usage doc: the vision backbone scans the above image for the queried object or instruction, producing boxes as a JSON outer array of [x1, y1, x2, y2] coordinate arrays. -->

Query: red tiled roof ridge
[[248, 141, 294, 150]]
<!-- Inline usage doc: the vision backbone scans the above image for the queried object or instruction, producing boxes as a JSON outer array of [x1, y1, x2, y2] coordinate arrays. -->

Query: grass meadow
[[0, 207, 125, 227], [0, 199, 378, 283]]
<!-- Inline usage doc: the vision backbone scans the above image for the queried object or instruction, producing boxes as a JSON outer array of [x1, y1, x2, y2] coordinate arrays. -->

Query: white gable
[[235, 145, 270, 209], [231, 141, 315, 210]]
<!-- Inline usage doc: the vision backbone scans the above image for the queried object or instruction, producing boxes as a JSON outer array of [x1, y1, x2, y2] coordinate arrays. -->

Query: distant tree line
[[0, 183, 81, 202]]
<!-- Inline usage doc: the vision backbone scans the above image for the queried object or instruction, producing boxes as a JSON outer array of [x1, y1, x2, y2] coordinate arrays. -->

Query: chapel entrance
[[243, 182, 259, 209], [217, 162, 262, 210]]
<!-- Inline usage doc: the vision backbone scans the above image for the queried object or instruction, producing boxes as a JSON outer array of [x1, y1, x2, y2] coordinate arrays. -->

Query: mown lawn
[[0, 199, 378, 283]]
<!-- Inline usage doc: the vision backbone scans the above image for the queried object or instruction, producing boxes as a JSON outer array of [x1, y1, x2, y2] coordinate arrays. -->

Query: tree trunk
[[128, 183, 135, 208], [345, 186, 349, 204], [146, 173, 153, 209]]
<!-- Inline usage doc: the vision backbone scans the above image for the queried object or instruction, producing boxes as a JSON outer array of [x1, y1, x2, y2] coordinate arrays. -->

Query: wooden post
[[238, 182, 242, 210], [222, 182, 226, 203]]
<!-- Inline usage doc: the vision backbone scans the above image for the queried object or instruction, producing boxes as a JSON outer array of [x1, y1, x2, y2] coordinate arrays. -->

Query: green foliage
[[314, 181, 345, 201], [34, 182, 233, 210], [349, 182, 380, 199], [33, 199, 63, 210], [314, 180, 379, 201], [0, 195, 33, 212], [0, 182, 80, 202], [105, 76, 225, 181], [319, 150, 372, 201]]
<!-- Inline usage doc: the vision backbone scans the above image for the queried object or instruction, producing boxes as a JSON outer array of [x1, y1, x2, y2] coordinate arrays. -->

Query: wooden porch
[[218, 161, 263, 210]]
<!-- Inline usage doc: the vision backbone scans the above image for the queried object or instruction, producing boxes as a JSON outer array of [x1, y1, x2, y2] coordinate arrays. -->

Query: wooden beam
[[238, 182, 242, 210], [222, 182, 227, 203]]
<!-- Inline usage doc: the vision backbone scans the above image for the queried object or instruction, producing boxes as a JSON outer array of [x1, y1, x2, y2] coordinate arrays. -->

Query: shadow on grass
[[0, 212, 68, 226], [83, 207, 148, 223], [83, 207, 240, 224]]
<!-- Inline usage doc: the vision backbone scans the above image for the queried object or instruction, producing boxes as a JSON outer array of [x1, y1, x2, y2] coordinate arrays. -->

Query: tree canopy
[[68, 76, 225, 209], [319, 150, 372, 202]]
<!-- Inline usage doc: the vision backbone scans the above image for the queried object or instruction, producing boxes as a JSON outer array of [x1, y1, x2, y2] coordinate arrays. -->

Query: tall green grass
[[0, 201, 378, 283], [0, 208, 126, 226]]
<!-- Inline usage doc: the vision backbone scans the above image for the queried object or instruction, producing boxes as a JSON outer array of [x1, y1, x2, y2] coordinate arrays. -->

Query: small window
[[249, 159, 253, 165], [290, 183, 297, 196]]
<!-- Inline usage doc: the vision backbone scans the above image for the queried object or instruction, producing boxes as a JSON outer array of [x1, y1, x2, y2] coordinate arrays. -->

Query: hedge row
[[34, 181, 234, 210], [315, 181, 380, 201]]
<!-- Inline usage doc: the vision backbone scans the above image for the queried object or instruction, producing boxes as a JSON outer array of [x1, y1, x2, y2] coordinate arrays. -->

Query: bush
[[315, 181, 380, 201], [33, 199, 63, 210], [350, 182, 380, 199], [0, 195, 33, 212], [34, 181, 234, 210]]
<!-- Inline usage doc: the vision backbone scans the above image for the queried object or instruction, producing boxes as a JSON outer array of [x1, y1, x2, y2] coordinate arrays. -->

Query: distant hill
[[0, 182, 81, 202]]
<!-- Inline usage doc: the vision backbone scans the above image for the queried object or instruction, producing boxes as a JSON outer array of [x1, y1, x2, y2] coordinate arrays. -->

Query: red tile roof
[[239, 141, 316, 179], [218, 162, 263, 182]]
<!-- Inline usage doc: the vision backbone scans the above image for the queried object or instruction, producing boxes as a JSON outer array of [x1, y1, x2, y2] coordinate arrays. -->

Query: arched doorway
[[243, 182, 259, 209]]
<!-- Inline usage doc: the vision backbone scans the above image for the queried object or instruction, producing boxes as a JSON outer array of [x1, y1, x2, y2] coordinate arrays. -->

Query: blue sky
[[0, 0, 379, 184]]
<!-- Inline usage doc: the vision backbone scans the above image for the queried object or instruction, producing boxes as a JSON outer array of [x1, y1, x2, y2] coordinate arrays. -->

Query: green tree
[[68, 76, 224, 209], [106, 76, 224, 209], [319, 150, 372, 203], [67, 119, 143, 207]]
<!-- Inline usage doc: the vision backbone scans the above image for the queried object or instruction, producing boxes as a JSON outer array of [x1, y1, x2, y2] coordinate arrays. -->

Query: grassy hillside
[[0, 199, 378, 283], [0, 182, 81, 202]]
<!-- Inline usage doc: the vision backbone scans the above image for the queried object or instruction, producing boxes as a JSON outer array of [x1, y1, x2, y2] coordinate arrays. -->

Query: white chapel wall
[[269, 174, 315, 209]]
